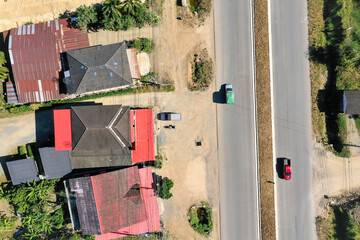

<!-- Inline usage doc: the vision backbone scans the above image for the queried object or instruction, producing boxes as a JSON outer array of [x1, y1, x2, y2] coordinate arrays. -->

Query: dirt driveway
[[313, 118, 360, 217]]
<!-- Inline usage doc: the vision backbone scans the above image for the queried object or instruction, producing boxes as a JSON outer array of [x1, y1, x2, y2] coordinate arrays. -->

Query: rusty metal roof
[[8, 19, 89, 103]]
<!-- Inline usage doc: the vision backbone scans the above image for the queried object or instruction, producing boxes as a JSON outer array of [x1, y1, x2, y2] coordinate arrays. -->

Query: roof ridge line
[[106, 106, 126, 147]]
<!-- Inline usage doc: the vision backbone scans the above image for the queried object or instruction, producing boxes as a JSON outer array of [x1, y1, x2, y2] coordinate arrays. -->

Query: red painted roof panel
[[131, 109, 155, 163], [91, 166, 147, 234], [54, 109, 72, 151], [95, 167, 160, 240]]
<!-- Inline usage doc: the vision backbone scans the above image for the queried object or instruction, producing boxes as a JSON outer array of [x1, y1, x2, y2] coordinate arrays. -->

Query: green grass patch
[[18, 146, 26, 156], [188, 202, 213, 236], [334, 114, 350, 157], [355, 116, 360, 134], [26, 144, 34, 158]]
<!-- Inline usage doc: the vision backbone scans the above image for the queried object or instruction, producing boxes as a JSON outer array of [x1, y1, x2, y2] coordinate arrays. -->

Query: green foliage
[[75, 5, 98, 30], [0, 179, 66, 239], [190, 50, 214, 91], [24, 22, 34, 25], [121, 0, 142, 16], [18, 146, 26, 156], [128, 38, 153, 54], [27, 144, 34, 158], [63, 0, 160, 31], [158, 177, 173, 199], [329, 206, 360, 239], [334, 114, 350, 157], [0, 213, 17, 230], [188, 202, 213, 236], [0, 51, 9, 82], [355, 116, 360, 134], [153, 155, 163, 169], [193, 0, 212, 23]]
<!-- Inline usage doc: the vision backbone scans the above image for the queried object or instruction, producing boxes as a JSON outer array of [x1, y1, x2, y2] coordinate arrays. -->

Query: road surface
[[270, 0, 317, 239], [214, 0, 260, 239]]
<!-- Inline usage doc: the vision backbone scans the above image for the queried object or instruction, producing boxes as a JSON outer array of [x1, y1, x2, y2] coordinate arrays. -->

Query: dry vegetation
[[308, 0, 328, 141], [253, 0, 276, 239]]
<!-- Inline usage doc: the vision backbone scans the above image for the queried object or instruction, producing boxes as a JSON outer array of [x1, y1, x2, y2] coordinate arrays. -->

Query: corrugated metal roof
[[6, 159, 39, 185], [91, 166, 147, 234], [8, 19, 89, 103], [343, 90, 360, 114], [54, 109, 72, 151], [39, 147, 72, 179], [95, 167, 160, 240], [126, 48, 141, 80], [131, 109, 155, 163], [6, 81, 18, 104]]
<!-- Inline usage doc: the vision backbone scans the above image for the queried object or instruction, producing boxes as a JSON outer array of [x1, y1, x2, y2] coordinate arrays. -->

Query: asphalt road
[[214, 0, 260, 239], [270, 0, 317, 239]]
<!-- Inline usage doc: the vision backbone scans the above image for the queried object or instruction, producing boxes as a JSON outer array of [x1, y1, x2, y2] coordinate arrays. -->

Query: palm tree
[[102, 0, 122, 19], [121, 0, 142, 16]]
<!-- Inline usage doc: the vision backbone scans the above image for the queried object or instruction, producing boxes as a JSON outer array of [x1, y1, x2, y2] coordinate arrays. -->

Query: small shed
[[39, 147, 72, 179], [6, 159, 39, 185], [342, 90, 360, 114]]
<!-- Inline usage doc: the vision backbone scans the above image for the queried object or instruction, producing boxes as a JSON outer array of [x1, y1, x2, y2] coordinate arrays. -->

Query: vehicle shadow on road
[[212, 84, 226, 104], [276, 158, 284, 179]]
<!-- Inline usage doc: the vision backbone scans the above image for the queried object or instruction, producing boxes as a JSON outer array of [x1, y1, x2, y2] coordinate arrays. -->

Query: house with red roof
[[5, 19, 90, 104], [66, 166, 160, 239], [53, 104, 155, 169]]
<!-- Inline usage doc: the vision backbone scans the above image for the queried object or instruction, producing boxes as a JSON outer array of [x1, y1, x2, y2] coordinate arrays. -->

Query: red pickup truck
[[283, 158, 292, 180]]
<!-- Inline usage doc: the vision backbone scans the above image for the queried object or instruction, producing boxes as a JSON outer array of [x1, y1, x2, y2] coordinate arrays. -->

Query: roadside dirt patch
[[254, 0, 276, 239], [0, 0, 100, 32]]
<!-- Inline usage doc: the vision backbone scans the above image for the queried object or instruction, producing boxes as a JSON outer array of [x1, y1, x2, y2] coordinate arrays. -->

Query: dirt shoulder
[[253, 0, 276, 239]]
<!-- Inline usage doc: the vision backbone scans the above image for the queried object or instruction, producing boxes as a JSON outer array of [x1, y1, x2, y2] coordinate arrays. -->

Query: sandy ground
[[0, 113, 35, 156], [0, 0, 100, 32], [313, 117, 360, 217], [0, 1, 219, 239]]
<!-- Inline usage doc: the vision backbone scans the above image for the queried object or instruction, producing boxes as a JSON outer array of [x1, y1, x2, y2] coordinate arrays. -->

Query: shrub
[[141, 38, 153, 53], [128, 38, 153, 54], [335, 114, 350, 157], [27, 145, 34, 158], [18, 146, 26, 156], [158, 177, 174, 199], [75, 5, 99, 30], [188, 202, 213, 236], [121, 15, 137, 30]]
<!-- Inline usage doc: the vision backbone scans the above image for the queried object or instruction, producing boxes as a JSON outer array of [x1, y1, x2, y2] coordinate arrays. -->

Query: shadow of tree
[[310, 0, 347, 153]]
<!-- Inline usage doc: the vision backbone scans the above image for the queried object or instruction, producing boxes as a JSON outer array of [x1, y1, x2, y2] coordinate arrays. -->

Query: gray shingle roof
[[70, 105, 132, 169], [343, 91, 360, 114], [39, 147, 72, 179], [6, 159, 39, 185], [64, 42, 133, 94]]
